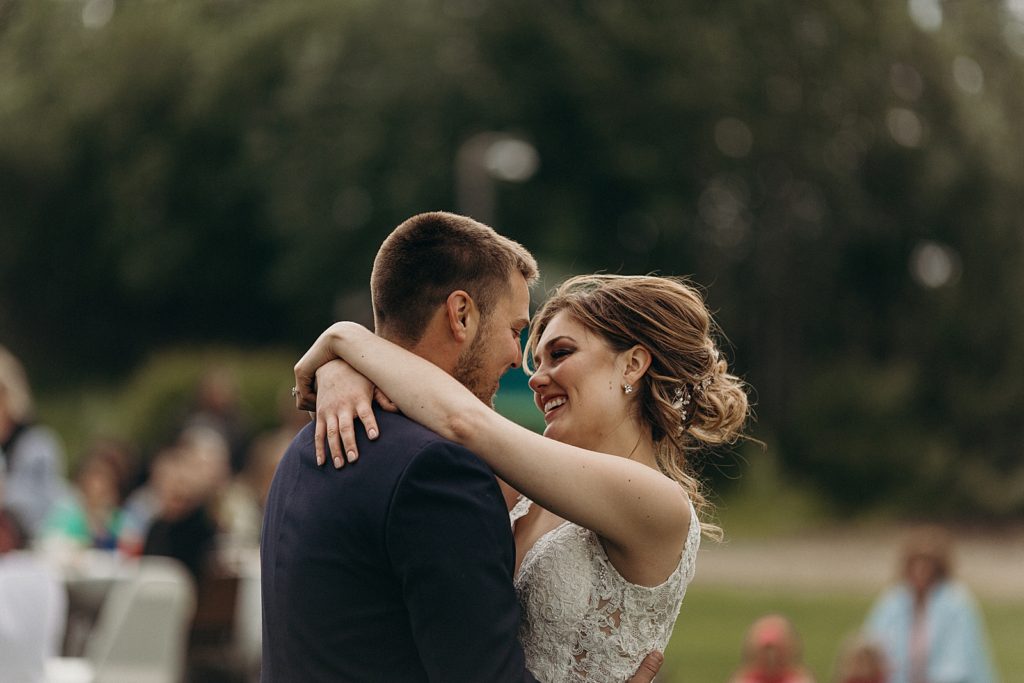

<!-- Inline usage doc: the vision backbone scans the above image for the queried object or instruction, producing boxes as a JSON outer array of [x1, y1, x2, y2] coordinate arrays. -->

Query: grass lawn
[[663, 586, 1022, 682]]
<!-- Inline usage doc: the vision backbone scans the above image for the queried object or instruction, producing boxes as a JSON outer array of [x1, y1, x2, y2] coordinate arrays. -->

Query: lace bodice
[[509, 497, 700, 683]]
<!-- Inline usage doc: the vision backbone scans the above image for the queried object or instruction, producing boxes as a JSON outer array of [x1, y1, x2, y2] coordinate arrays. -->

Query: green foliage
[[114, 346, 295, 452], [3, 0, 1024, 515], [37, 346, 296, 467], [713, 441, 836, 539]]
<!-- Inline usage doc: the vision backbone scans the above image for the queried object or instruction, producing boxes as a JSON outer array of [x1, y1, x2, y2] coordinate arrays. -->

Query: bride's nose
[[528, 369, 548, 393]]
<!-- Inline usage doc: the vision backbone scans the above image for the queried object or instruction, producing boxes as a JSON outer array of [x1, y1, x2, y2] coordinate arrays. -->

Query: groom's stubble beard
[[452, 325, 499, 409]]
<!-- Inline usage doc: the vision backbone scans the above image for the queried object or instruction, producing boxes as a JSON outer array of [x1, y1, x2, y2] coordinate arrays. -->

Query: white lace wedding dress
[[510, 497, 700, 683]]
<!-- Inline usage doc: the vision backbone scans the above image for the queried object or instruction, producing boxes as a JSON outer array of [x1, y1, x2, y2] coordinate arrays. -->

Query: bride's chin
[[542, 423, 562, 441], [543, 423, 582, 447]]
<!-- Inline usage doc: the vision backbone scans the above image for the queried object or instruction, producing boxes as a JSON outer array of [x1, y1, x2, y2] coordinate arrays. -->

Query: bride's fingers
[[374, 388, 399, 413], [355, 402, 379, 441], [314, 412, 327, 467], [325, 414, 348, 468], [625, 650, 663, 683], [337, 417, 359, 466]]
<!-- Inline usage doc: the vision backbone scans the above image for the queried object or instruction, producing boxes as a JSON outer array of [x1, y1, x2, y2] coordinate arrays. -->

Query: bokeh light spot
[[908, 0, 943, 32], [484, 139, 539, 182], [910, 240, 962, 288], [886, 108, 924, 148], [796, 14, 829, 47], [82, 0, 115, 29], [1007, 0, 1024, 22], [714, 118, 754, 158], [699, 175, 752, 249], [1004, 21, 1024, 57], [952, 56, 984, 94], [890, 63, 924, 102]]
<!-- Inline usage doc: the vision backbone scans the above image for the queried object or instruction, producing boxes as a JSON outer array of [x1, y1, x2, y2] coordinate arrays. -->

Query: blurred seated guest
[[177, 424, 232, 504], [214, 435, 281, 554], [0, 475, 67, 683], [41, 438, 135, 551], [183, 366, 252, 475], [0, 463, 28, 550], [214, 386, 305, 552], [124, 426, 230, 558], [119, 446, 178, 556], [864, 525, 999, 683], [832, 634, 889, 683], [142, 428, 229, 583], [730, 613, 817, 683], [0, 345, 68, 538]]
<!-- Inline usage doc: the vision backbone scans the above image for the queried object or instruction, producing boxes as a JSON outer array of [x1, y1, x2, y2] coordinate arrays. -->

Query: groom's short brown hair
[[371, 212, 538, 345]]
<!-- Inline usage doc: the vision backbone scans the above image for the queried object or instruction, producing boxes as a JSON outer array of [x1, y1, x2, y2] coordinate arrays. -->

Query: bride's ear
[[622, 345, 652, 388], [445, 290, 479, 343]]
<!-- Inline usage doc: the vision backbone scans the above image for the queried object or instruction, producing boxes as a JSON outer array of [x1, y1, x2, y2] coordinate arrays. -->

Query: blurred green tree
[[1, 0, 1022, 516]]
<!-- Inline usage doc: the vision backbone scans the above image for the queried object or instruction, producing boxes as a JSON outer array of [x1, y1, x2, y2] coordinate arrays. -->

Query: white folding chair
[[48, 556, 196, 683]]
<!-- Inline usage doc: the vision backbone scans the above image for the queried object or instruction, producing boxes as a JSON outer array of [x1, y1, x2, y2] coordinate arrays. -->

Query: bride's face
[[528, 312, 630, 450]]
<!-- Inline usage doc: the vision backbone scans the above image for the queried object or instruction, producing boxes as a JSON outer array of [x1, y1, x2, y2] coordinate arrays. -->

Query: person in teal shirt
[[43, 440, 132, 551]]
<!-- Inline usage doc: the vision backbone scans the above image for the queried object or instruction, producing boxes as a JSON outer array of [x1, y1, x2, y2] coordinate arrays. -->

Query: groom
[[261, 212, 662, 681]]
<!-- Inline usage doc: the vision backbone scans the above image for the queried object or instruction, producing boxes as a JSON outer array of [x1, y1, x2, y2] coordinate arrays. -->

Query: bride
[[294, 273, 749, 681]]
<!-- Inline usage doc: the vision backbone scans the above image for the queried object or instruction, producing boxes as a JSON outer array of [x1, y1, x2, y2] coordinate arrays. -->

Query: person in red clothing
[[729, 613, 817, 683]]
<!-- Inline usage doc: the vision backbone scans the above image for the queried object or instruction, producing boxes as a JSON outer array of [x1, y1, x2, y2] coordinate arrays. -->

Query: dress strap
[[508, 495, 533, 528]]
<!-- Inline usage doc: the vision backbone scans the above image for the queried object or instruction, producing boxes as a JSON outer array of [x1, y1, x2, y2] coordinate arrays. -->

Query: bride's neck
[[599, 425, 659, 470], [626, 435, 659, 470]]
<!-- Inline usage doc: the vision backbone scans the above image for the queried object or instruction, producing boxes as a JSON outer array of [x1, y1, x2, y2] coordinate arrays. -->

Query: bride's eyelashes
[[549, 347, 574, 362]]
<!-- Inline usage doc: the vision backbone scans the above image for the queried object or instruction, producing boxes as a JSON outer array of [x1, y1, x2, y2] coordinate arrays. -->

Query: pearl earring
[[623, 383, 633, 395]]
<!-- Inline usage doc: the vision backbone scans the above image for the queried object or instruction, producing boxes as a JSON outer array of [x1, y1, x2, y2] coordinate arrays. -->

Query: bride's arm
[[303, 359, 399, 468], [294, 322, 690, 554], [305, 359, 521, 509]]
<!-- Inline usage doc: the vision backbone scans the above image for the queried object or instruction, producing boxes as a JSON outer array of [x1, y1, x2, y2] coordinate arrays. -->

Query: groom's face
[[453, 272, 531, 407]]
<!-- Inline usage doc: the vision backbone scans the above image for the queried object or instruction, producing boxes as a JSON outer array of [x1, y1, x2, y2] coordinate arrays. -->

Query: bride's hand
[[293, 323, 346, 410], [310, 359, 398, 468], [626, 651, 663, 683]]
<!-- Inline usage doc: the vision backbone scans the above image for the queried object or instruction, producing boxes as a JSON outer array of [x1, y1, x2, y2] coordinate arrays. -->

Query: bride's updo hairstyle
[[524, 274, 749, 538]]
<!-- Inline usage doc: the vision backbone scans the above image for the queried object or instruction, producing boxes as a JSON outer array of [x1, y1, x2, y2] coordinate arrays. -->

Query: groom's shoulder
[[277, 410, 488, 479], [374, 410, 490, 473], [376, 409, 438, 444], [281, 411, 446, 454], [376, 410, 474, 455]]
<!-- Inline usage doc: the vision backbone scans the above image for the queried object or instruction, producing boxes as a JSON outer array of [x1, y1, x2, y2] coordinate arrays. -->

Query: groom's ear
[[444, 290, 479, 344]]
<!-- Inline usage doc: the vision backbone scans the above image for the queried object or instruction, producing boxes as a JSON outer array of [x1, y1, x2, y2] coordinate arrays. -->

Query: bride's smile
[[541, 395, 566, 416], [528, 311, 640, 456]]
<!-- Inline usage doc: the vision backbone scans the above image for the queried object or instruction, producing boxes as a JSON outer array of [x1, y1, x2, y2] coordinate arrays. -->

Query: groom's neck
[[379, 326, 458, 379]]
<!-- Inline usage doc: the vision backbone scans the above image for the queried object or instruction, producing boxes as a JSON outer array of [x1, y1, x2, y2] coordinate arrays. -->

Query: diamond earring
[[623, 383, 634, 395]]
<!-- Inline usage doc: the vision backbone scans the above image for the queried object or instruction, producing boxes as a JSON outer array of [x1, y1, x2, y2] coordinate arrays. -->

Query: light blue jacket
[[0, 424, 67, 537], [864, 580, 999, 683]]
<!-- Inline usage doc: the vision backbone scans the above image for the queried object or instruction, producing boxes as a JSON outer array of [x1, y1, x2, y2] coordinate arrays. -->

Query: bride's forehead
[[537, 312, 592, 345]]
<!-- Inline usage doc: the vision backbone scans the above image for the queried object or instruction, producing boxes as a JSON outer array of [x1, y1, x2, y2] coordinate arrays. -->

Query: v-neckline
[[513, 498, 572, 577]]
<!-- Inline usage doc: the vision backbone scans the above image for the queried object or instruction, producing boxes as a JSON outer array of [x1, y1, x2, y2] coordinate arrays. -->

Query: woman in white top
[[1, 489, 67, 683], [295, 274, 749, 682]]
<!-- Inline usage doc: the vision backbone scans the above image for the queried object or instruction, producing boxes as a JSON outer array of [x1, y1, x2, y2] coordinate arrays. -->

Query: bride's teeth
[[544, 397, 566, 412]]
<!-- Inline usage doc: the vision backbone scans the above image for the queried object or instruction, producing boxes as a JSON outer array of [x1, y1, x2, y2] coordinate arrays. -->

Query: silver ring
[[290, 386, 299, 398]]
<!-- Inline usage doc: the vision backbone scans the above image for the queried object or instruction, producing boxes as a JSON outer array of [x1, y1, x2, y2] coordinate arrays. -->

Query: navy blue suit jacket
[[260, 411, 537, 682]]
